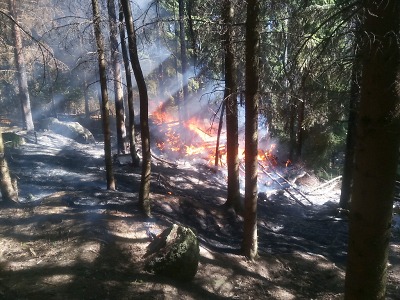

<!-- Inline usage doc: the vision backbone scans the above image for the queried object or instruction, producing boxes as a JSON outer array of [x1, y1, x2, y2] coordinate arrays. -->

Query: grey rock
[[144, 224, 200, 281], [39, 117, 95, 144]]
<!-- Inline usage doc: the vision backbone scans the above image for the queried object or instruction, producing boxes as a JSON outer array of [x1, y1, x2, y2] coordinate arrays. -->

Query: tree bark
[[223, 0, 240, 212], [178, 0, 188, 121], [83, 70, 90, 118], [288, 101, 296, 160], [344, 1, 400, 298], [242, 0, 260, 260], [8, 0, 34, 131], [339, 19, 361, 210], [121, 0, 152, 216], [108, 0, 127, 155], [119, 3, 140, 167], [91, 0, 116, 190], [295, 75, 307, 159], [0, 132, 18, 204], [80, 36, 90, 119], [214, 103, 225, 167], [186, 0, 197, 67]]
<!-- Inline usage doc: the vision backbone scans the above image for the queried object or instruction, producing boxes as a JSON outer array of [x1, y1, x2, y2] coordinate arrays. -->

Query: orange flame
[[285, 159, 291, 167], [151, 104, 284, 168]]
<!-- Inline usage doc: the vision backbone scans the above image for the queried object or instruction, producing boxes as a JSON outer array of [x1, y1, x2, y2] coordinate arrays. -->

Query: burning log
[[260, 150, 313, 205], [193, 125, 213, 138], [162, 120, 180, 126]]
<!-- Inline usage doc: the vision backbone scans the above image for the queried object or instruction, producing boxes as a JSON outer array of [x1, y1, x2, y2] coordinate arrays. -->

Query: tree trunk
[[339, 20, 361, 210], [186, 0, 197, 67], [285, 12, 296, 162], [214, 103, 225, 167], [0, 132, 18, 205], [344, 1, 400, 299], [173, 2, 180, 119], [242, 0, 260, 260], [108, 0, 127, 155], [223, 0, 240, 212], [295, 98, 305, 159], [91, 0, 116, 190], [157, 62, 164, 98], [8, 0, 34, 131], [121, 0, 152, 216], [83, 70, 90, 118], [119, 3, 140, 167], [80, 36, 90, 119], [295, 76, 306, 159], [178, 0, 188, 121], [288, 101, 296, 161], [155, 1, 165, 98]]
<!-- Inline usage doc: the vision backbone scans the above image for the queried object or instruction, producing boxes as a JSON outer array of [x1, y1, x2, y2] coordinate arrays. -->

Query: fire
[[186, 120, 215, 143], [286, 159, 292, 167], [262, 145, 278, 166], [165, 130, 181, 152], [185, 144, 207, 156], [150, 103, 283, 170], [151, 103, 176, 125]]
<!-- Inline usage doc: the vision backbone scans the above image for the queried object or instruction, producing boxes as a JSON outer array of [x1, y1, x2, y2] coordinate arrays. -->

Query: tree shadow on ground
[[0, 197, 239, 299], [1, 131, 399, 299], [257, 194, 349, 266]]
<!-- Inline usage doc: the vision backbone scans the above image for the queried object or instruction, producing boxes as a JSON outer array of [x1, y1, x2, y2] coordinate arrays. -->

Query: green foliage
[[2, 132, 25, 148], [257, 0, 355, 169], [302, 122, 346, 172], [0, 81, 18, 115], [0, 0, 359, 173]]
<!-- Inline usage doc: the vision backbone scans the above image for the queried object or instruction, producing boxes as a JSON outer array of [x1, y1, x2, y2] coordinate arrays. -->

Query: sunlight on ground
[[199, 246, 215, 259], [78, 241, 101, 263], [268, 288, 296, 300], [40, 274, 75, 286], [107, 218, 149, 242], [295, 251, 345, 274], [0, 130, 397, 299]]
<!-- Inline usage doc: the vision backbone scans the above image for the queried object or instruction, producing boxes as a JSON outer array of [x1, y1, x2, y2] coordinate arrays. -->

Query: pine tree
[[345, 1, 400, 298]]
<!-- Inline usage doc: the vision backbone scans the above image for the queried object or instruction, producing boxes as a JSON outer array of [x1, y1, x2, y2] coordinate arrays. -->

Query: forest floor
[[0, 130, 399, 299]]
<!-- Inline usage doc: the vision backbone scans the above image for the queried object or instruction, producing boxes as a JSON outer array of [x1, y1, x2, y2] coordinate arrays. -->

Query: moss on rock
[[144, 224, 199, 281]]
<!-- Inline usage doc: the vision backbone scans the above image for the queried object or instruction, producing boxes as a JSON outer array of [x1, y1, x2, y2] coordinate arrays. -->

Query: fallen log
[[307, 175, 342, 194], [261, 152, 313, 205], [258, 162, 307, 208], [269, 167, 313, 205], [151, 150, 178, 167]]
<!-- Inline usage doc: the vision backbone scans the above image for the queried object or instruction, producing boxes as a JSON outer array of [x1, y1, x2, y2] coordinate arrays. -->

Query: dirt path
[[0, 131, 399, 299]]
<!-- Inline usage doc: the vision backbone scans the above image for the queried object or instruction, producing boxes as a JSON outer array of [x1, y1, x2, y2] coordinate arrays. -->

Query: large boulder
[[144, 224, 200, 282], [39, 117, 95, 144]]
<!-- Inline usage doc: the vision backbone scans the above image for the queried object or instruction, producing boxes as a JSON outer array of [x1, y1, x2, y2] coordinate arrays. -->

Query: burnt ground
[[0, 130, 399, 299]]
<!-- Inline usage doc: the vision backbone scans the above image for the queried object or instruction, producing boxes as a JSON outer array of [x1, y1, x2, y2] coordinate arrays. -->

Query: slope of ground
[[0, 131, 399, 299]]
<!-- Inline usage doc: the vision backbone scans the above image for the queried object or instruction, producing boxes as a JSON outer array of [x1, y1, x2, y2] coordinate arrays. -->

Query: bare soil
[[0, 131, 399, 299]]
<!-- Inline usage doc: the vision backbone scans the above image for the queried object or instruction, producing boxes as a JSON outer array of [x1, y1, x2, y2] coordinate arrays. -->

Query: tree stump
[[0, 132, 18, 204], [144, 224, 200, 282]]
